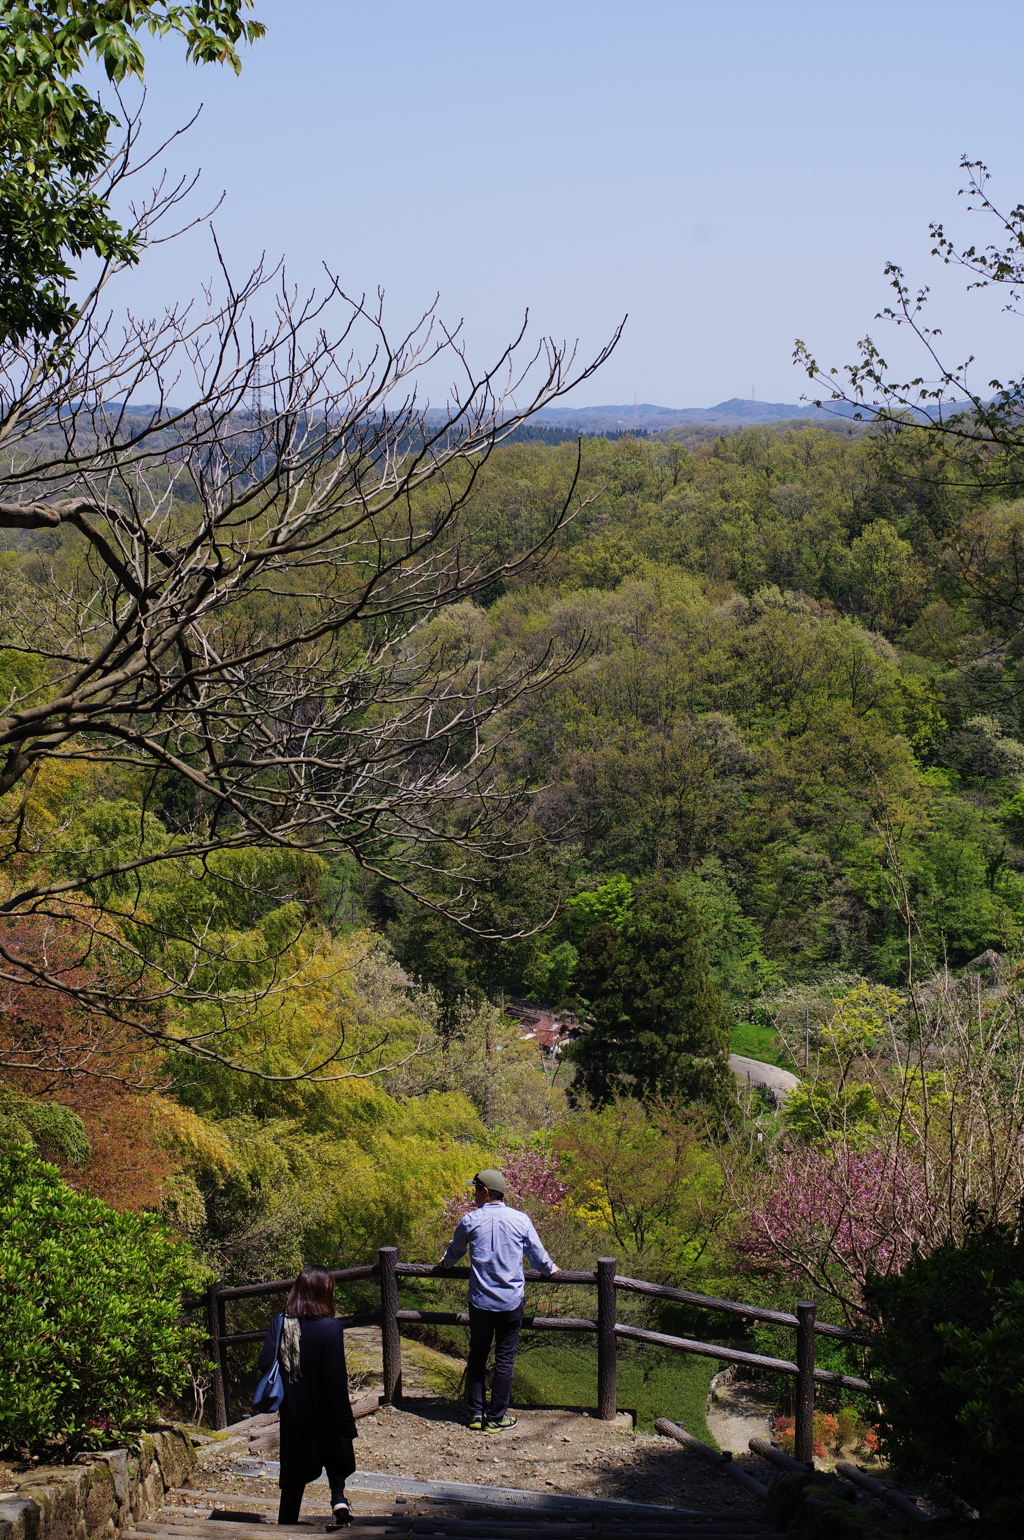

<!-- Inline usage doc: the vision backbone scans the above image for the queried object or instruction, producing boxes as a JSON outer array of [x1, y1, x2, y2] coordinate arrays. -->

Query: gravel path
[[196, 1402, 771, 1514]]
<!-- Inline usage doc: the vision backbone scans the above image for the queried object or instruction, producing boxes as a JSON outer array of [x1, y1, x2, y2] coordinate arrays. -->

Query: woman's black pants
[[465, 1301, 524, 1419], [278, 1454, 353, 1523]]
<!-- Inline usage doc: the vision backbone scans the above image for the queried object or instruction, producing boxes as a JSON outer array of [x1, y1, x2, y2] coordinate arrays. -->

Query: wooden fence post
[[206, 1281, 228, 1430], [795, 1300, 816, 1465], [596, 1257, 617, 1420], [379, 1247, 402, 1404]]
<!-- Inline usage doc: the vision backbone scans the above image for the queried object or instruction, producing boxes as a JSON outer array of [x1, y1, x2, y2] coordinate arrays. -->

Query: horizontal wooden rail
[[613, 1323, 870, 1393], [397, 1262, 872, 1343], [395, 1263, 598, 1284], [220, 1310, 383, 1345], [615, 1321, 802, 1376], [203, 1260, 871, 1343], [613, 1274, 874, 1345], [201, 1250, 872, 1435], [397, 1309, 598, 1331], [217, 1263, 376, 1300], [813, 1365, 871, 1393]]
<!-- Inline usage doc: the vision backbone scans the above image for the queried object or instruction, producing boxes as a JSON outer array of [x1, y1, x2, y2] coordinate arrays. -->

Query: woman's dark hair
[[285, 1264, 336, 1319]]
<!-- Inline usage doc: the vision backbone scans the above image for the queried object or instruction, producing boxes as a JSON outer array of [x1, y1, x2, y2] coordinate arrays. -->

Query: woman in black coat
[[258, 1264, 357, 1526]]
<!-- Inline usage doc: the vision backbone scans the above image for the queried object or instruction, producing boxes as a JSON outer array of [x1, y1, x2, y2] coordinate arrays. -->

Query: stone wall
[[0, 1425, 198, 1540]]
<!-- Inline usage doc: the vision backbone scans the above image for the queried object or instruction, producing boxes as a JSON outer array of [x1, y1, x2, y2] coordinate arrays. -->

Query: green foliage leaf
[[0, 1144, 206, 1446], [0, 2, 264, 343], [865, 1224, 1024, 1521]]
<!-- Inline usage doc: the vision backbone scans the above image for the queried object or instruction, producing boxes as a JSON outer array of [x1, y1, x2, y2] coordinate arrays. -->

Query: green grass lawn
[[730, 1020, 798, 1072], [511, 1339, 718, 1443]]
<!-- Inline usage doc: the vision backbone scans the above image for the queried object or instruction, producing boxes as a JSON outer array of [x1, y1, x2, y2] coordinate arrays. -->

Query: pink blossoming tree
[[441, 1145, 569, 1230], [737, 1143, 930, 1320]]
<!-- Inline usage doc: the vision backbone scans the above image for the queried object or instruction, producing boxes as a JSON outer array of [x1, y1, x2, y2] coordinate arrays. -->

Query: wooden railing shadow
[[199, 1250, 872, 1465]]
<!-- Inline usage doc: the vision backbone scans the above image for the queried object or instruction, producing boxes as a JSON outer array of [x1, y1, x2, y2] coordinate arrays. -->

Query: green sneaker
[[466, 1414, 484, 1431], [484, 1413, 518, 1432]]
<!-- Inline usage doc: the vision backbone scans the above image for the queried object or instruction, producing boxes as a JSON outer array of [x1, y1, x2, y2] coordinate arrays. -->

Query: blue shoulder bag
[[252, 1312, 285, 1413]]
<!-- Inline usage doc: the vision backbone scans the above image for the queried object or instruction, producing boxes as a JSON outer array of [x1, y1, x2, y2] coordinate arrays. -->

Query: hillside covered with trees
[[3, 4, 1024, 1520], [6, 417, 1024, 1270]]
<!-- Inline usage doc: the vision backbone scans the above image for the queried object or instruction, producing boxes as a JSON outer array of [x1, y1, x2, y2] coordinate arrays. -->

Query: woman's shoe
[[466, 1414, 484, 1431], [483, 1413, 518, 1432], [330, 1499, 352, 1527]]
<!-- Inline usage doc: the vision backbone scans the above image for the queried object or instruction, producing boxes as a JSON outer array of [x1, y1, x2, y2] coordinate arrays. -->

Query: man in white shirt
[[440, 1168, 559, 1431]]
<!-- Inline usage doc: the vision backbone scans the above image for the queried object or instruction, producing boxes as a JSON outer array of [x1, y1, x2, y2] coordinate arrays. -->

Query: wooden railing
[[203, 1249, 872, 1464]]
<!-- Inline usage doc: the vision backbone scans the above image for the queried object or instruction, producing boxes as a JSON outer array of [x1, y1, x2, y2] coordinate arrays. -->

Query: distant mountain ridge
[[532, 396, 848, 433]]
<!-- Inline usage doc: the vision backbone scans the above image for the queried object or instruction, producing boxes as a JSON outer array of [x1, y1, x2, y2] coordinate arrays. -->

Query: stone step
[[406, 1526, 776, 1539], [133, 1522, 774, 1540], [123, 1530, 396, 1540], [153, 1469, 777, 1540], [167, 1498, 773, 1532]]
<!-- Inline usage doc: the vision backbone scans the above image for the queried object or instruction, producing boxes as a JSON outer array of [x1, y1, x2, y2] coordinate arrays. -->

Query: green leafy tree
[[0, 1144, 205, 1445], [561, 874, 633, 942], [390, 848, 560, 1031], [833, 518, 919, 629], [781, 1078, 880, 1145], [565, 882, 733, 1112], [818, 981, 904, 1088], [553, 1097, 726, 1274], [864, 1222, 1024, 1523], [0, 0, 265, 344], [0, 1086, 90, 1163]]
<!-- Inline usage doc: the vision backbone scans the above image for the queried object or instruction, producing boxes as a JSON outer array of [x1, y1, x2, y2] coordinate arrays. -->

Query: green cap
[[468, 1168, 506, 1195]]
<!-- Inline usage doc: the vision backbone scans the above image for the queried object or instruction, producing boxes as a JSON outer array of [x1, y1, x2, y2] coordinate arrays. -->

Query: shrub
[[441, 1143, 570, 1230], [863, 1223, 1024, 1521], [0, 1088, 90, 1165], [773, 1409, 878, 1461], [0, 1145, 206, 1450]]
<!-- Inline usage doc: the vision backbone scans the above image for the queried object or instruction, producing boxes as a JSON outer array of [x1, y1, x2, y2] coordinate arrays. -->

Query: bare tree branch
[[0, 119, 622, 1074]]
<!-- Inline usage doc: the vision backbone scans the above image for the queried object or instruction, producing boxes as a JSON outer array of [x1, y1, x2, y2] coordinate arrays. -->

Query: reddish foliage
[[773, 1411, 879, 1460], [0, 914, 176, 1211], [0, 915, 140, 1076], [59, 1081, 177, 1211]]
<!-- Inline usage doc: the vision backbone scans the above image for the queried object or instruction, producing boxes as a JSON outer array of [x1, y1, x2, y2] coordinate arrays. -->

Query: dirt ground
[[704, 1369, 774, 1456], [3, 1333, 773, 1518], [194, 1396, 775, 1516]]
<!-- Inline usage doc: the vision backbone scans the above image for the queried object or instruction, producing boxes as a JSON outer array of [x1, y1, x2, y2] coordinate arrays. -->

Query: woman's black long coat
[[258, 1314, 357, 1486]]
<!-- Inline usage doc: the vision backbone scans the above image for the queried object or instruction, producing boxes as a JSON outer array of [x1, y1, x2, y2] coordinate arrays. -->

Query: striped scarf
[[279, 1315, 302, 1381]]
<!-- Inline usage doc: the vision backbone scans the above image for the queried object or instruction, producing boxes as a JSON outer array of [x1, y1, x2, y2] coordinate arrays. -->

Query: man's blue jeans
[[466, 1301, 524, 1418]]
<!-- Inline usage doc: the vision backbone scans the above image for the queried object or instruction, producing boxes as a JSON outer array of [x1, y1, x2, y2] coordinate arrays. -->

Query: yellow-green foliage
[[819, 982, 905, 1066], [168, 929, 499, 1278], [781, 983, 904, 1145], [553, 1098, 727, 1280]]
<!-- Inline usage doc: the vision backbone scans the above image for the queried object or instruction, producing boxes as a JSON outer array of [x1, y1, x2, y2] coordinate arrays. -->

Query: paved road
[[729, 1054, 799, 1107]]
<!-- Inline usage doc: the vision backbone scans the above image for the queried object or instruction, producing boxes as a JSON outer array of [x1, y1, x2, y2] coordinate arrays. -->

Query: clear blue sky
[[112, 0, 1024, 408]]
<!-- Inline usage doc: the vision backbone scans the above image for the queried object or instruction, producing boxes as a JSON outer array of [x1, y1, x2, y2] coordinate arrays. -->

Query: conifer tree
[[567, 883, 733, 1112]]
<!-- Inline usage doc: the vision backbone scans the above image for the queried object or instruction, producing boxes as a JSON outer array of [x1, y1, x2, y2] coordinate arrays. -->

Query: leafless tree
[[794, 158, 1024, 493], [0, 114, 621, 1074]]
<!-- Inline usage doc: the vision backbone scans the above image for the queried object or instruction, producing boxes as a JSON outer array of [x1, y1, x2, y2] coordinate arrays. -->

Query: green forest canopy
[[5, 414, 1024, 1497], [394, 420, 1024, 998]]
